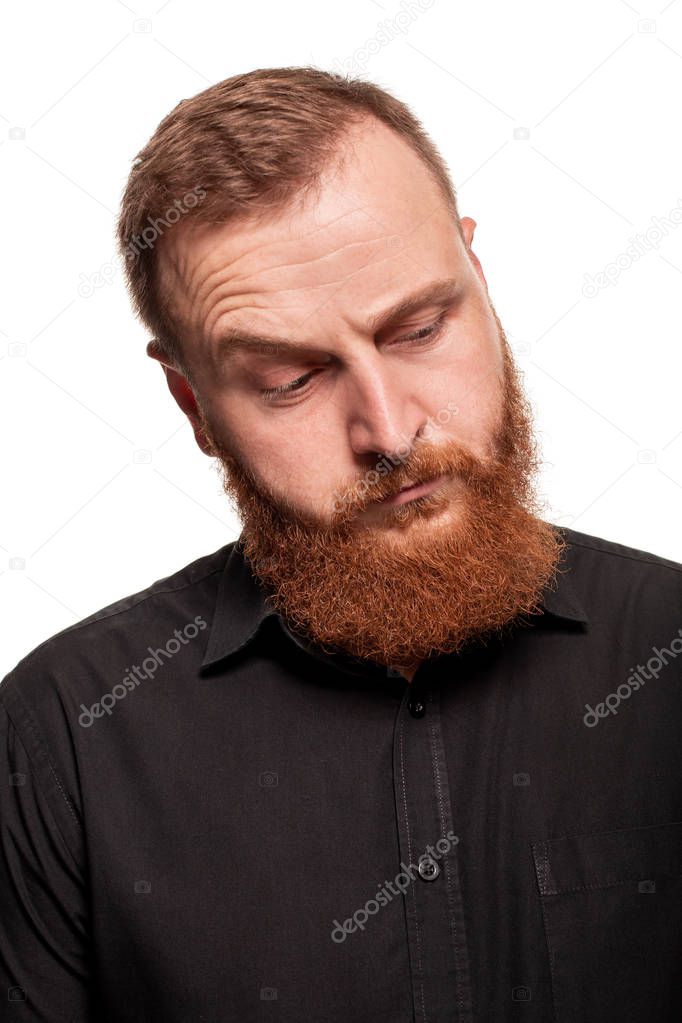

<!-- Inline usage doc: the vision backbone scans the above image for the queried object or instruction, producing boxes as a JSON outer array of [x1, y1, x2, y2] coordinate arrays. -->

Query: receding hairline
[[154, 116, 463, 376]]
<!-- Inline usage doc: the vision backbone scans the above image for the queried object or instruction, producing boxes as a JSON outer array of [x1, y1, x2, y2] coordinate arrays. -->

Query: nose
[[345, 360, 426, 461]]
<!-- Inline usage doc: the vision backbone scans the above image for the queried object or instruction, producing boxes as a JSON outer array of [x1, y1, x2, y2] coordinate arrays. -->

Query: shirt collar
[[200, 528, 588, 671], [201, 537, 278, 669]]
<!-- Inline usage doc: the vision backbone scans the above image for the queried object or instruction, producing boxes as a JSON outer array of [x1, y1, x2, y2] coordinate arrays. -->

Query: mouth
[[378, 473, 448, 507]]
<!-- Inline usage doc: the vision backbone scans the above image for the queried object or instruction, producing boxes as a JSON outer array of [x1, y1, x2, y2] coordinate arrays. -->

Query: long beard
[[199, 321, 565, 669]]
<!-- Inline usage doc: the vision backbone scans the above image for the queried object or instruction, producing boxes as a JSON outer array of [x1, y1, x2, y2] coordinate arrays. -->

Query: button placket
[[393, 679, 473, 1022], [418, 855, 440, 881]]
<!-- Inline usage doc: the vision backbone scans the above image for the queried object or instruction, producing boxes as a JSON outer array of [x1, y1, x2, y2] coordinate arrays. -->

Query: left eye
[[259, 315, 447, 402], [259, 371, 320, 401]]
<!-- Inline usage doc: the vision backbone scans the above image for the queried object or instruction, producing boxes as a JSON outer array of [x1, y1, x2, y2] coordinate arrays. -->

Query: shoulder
[[556, 524, 682, 628], [0, 542, 234, 744], [2, 543, 232, 685]]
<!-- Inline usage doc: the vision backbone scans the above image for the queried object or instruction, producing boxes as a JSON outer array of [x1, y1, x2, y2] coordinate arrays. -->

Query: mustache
[[330, 439, 499, 524]]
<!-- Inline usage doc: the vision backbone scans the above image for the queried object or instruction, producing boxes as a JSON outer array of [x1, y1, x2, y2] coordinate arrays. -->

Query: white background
[[1, 0, 681, 678]]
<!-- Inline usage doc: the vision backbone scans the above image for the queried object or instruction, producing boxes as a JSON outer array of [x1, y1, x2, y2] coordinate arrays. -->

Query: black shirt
[[1, 524, 681, 1023]]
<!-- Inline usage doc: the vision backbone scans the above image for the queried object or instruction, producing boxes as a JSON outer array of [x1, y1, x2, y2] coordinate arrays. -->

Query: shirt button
[[408, 698, 426, 718], [418, 855, 440, 881]]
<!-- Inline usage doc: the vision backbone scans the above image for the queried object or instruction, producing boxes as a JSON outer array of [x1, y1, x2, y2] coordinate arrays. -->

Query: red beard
[[199, 328, 565, 670]]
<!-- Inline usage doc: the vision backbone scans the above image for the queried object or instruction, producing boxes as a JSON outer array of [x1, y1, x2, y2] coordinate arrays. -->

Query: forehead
[[159, 119, 459, 354]]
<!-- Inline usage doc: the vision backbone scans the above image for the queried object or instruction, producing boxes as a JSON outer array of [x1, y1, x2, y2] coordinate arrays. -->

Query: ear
[[460, 216, 488, 292], [146, 340, 215, 456]]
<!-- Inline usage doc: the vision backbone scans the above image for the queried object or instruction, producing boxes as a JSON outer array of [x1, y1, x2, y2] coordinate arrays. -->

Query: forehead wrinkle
[[202, 276, 347, 347], [198, 232, 404, 345], [204, 291, 277, 345], [201, 251, 383, 346], [185, 203, 386, 308], [203, 228, 394, 301], [238, 205, 452, 313], [202, 221, 464, 351], [160, 242, 220, 341], [248, 240, 429, 333], [186, 191, 419, 305]]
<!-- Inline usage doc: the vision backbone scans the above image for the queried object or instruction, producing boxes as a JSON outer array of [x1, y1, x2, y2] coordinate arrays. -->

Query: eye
[[259, 370, 320, 402], [391, 311, 448, 347]]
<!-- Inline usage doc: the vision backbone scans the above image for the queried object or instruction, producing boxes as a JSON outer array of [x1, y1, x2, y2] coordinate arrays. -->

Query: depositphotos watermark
[[583, 627, 682, 727], [77, 615, 207, 727], [331, 0, 436, 75], [581, 197, 682, 298], [330, 829, 458, 943], [76, 185, 207, 300], [123, 185, 207, 261]]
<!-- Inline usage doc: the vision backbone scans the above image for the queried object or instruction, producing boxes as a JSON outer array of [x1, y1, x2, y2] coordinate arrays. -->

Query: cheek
[[419, 344, 503, 448], [206, 375, 335, 467], [221, 409, 338, 505]]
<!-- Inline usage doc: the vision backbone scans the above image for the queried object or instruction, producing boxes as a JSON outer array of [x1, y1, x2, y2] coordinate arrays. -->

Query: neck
[[393, 662, 418, 683]]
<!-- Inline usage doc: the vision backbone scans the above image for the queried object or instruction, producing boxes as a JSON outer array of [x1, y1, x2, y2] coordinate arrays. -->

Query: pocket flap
[[532, 819, 682, 896]]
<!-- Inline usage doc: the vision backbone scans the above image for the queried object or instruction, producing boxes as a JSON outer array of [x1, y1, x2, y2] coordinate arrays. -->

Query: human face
[[153, 118, 562, 670], [161, 117, 506, 540]]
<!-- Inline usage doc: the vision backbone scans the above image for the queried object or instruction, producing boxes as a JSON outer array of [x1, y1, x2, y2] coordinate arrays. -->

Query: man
[[2, 67, 681, 1023]]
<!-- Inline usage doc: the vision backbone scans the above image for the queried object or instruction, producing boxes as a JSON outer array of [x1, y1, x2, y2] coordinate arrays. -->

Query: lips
[[397, 475, 436, 495], [378, 474, 447, 506]]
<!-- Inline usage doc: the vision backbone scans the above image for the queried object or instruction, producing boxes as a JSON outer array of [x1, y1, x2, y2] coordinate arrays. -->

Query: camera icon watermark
[[259, 771, 278, 787], [134, 880, 151, 894]]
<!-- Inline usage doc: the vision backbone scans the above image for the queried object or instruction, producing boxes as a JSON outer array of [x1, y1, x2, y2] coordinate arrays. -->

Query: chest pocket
[[531, 819, 682, 1023]]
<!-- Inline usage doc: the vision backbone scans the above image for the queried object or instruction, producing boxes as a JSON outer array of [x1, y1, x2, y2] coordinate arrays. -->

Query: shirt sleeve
[[0, 686, 94, 1021]]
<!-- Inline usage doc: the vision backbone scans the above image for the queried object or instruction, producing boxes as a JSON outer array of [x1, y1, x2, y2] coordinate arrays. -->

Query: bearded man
[[2, 67, 681, 1023]]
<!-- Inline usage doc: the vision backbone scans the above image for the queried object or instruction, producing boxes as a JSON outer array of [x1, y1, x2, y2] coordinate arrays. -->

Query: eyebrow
[[211, 276, 460, 366]]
